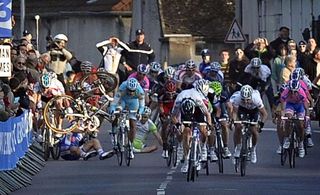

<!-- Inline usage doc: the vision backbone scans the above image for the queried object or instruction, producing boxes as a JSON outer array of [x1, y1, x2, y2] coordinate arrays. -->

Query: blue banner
[[0, 0, 12, 38], [0, 110, 33, 171]]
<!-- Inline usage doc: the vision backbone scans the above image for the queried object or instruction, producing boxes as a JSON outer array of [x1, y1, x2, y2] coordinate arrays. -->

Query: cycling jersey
[[128, 72, 150, 91], [109, 80, 145, 115], [158, 92, 177, 115], [199, 61, 210, 74], [133, 119, 157, 150], [34, 78, 65, 98], [230, 90, 264, 110], [244, 64, 271, 82], [60, 133, 83, 160], [281, 88, 307, 104], [176, 70, 202, 89]]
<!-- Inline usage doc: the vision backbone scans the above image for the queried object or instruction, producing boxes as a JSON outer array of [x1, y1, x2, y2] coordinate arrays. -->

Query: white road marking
[[157, 161, 181, 195], [262, 128, 320, 133]]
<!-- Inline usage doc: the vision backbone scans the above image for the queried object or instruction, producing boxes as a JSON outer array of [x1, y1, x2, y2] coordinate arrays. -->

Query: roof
[[158, 0, 235, 41], [12, 0, 132, 16]]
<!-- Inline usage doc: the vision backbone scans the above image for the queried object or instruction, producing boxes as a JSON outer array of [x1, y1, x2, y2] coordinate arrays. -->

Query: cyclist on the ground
[[172, 79, 212, 173], [132, 106, 163, 153], [176, 59, 202, 90], [280, 79, 309, 158], [60, 131, 113, 161], [230, 85, 268, 164], [109, 78, 145, 159], [158, 80, 179, 158]]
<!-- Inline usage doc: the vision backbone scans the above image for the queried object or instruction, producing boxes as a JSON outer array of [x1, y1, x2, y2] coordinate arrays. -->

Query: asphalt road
[[12, 120, 320, 195]]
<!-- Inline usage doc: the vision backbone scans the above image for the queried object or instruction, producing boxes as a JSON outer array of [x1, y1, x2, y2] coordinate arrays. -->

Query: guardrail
[[0, 110, 46, 194]]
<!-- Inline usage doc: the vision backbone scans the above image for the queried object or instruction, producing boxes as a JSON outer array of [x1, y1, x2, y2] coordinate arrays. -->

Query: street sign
[[224, 19, 246, 43]]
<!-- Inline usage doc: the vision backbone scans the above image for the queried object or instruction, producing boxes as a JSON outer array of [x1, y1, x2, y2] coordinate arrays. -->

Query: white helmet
[[250, 57, 262, 68], [164, 66, 175, 79], [194, 79, 210, 97], [54, 34, 68, 42], [150, 62, 161, 72], [142, 106, 152, 116], [240, 85, 253, 99]]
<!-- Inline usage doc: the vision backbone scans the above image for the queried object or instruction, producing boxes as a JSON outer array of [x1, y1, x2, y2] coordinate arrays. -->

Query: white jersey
[[244, 64, 271, 82], [96, 40, 123, 74], [173, 88, 208, 114], [230, 90, 264, 110], [34, 78, 65, 96]]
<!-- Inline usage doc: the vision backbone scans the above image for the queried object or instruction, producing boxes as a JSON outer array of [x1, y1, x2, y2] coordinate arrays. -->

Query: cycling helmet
[[127, 78, 139, 91], [142, 106, 152, 116], [208, 81, 222, 96], [201, 49, 210, 57], [181, 98, 196, 116], [150, 62, 161, 72], [80, 61, 93, 74], [288, 79, 300, 92], [185, 59, 196, 70], [165, 80, 176, 92], [294, 67, 305, 76], [194, 79, 210, 97], [279, 83, 287, 94], [164, 66, 175, 79], [251, 57, 262, 68], [53, 34, 68, 42], [137, 64, 149, 74], [210, 61, 221, 72], [41, 73, 52, 88], [240, 85, 253, 100], [290, 71, 301, 80]]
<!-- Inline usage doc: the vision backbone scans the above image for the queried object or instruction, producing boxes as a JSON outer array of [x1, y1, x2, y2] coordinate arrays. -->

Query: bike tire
[[43, 95, 80, 134], [80, 71, 118, 94], [172, 140, 178, 167], [216, 133, 224, 173], [234, 158, 239, 173], [124, 127, 131, 167], [116, 132, 123, 166], [240, 156, 246, 176], [240, 135, 248, 176], [281, 148, 287, 166], [43, 128, 50, 161], [166, 135, 172, 167], [51, 143, 60, 160]]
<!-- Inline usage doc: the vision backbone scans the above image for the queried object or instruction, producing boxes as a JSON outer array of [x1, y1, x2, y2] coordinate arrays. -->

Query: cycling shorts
[[238, 106, 259, 122], [285, 102, 305, 117], [181, 107, 205, 124]]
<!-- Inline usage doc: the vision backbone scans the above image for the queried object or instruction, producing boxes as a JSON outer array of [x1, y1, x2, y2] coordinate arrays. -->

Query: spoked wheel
[[80, 71, 118, 94], [288, 148, 296, 168], [166, 134, 173, 167], [240, 155, 247, 176], [51, 140, 60, 160], [43, 95, 81, 134], [43, 128, 50, 161], [172, 141, 178, 167], [187, 159, 196, 182], [216, 134, 224, 173], [116, 133, 123, 166], [124, 128, 131, 167], [281, 148, 287, 166], [234, 158, 239, 173]]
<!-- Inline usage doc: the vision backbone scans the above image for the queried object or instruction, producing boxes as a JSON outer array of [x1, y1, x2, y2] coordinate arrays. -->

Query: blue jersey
[[199, 61, 210, 74], [109, 80, 145, 114], [60, 133, 83, 152]]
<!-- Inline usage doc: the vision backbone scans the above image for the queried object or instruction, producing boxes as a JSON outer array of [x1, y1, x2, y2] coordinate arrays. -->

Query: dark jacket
[[121, 41, 155, 71], [303, 57, 318, 82], [244, 43, 274, 69], [269, 37, 292, 56]]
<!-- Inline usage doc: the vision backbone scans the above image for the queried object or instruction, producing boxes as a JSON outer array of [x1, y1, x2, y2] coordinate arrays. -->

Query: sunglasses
[[127, 89, 136, 93], [17, 62, 25, 65]]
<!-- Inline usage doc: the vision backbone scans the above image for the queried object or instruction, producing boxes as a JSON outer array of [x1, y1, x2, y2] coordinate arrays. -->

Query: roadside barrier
[[0, 110, 45, 194]]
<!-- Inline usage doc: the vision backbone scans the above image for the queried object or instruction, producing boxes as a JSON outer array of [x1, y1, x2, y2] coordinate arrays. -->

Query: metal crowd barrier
[[0, 110, 45, 194]]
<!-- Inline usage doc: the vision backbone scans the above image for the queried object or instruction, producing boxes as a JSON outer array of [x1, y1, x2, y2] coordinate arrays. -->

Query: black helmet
[[181, 98, 196, 116]]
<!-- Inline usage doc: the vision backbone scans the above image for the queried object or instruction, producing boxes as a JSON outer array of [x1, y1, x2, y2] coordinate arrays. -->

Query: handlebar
[[182, 121, 208, 126], [233, 120, 258, 125], [281, 116, 304, 121]]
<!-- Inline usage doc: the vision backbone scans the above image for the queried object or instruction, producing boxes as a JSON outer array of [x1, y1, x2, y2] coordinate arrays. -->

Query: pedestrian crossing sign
[[224, 19, 246, 43]]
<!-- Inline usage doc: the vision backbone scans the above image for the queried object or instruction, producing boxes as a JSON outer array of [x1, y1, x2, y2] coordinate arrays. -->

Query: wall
[[240, 0, 320, 43]]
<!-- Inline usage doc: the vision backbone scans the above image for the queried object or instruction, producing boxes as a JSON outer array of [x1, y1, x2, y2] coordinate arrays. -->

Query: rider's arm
[[303, 98, 310, 117], [258, 107, 268, 123], [232, 105, 239, 121]]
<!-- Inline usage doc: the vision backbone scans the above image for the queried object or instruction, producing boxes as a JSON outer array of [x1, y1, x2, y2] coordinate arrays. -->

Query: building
[[237, 0, 320, 44]]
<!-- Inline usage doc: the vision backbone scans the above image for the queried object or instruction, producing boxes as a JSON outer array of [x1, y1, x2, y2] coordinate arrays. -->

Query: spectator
[[297, 40, 308, 69], [229, 48, 249, 92], [121, 29, 155, 79], [271, 44, 287, 95], [199, 49, 211, 74], [306, 38, 317, 56], [305, 47, 320, 85], [280, 55, 296, 84], [46, 33, 72, 87], [270, 26, 292, 56]]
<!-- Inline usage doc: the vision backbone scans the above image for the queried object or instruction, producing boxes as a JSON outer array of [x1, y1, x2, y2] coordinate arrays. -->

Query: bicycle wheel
[[216, 132, 224, 173], [166, 133, 173, 167], [281, 148, 287, 166], [240, 136, 248, 176], [288, 134, 296, 168], [116, 132, 123, 166], [240, 155, 246, 176], [43, 95, 81, 134], [124, 127, 131, 167], [43, 128, 50, 161], [172, 135, 178, 167], [234, 158, 239, 173], [51, 140, 60, 160], [187, 142, 196, 182], [80, 71, 118, 94]]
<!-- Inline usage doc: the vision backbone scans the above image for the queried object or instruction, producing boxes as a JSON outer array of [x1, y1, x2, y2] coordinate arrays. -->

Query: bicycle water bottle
[[193, 127, 200, 139]]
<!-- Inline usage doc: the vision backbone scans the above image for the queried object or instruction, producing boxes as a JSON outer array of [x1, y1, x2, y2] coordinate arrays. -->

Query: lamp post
[[20, 0, 25, 38], [35, 15, 40, 50]]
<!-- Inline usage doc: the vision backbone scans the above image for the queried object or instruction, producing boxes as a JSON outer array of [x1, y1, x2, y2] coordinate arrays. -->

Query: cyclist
[[148, 61, 162, 90], [207, 81, 231, 159], [60, 131, 113, 161], [155, 66, 176, 96], [199, 49, 211, 74], [202, 61, 224, 83], [132, 106, 163, 153], [158, 80, 179, 158], [109, 78, 145, 159], [176, 59, 202, 90], [281, 79, 309, 158], [230, 85, 268, 163], [172, 79, 212, 173], [128, 63, 150, 104]]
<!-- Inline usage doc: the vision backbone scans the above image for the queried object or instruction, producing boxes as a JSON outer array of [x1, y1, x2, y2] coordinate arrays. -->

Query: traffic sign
[[224, 19, 246, 43]]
